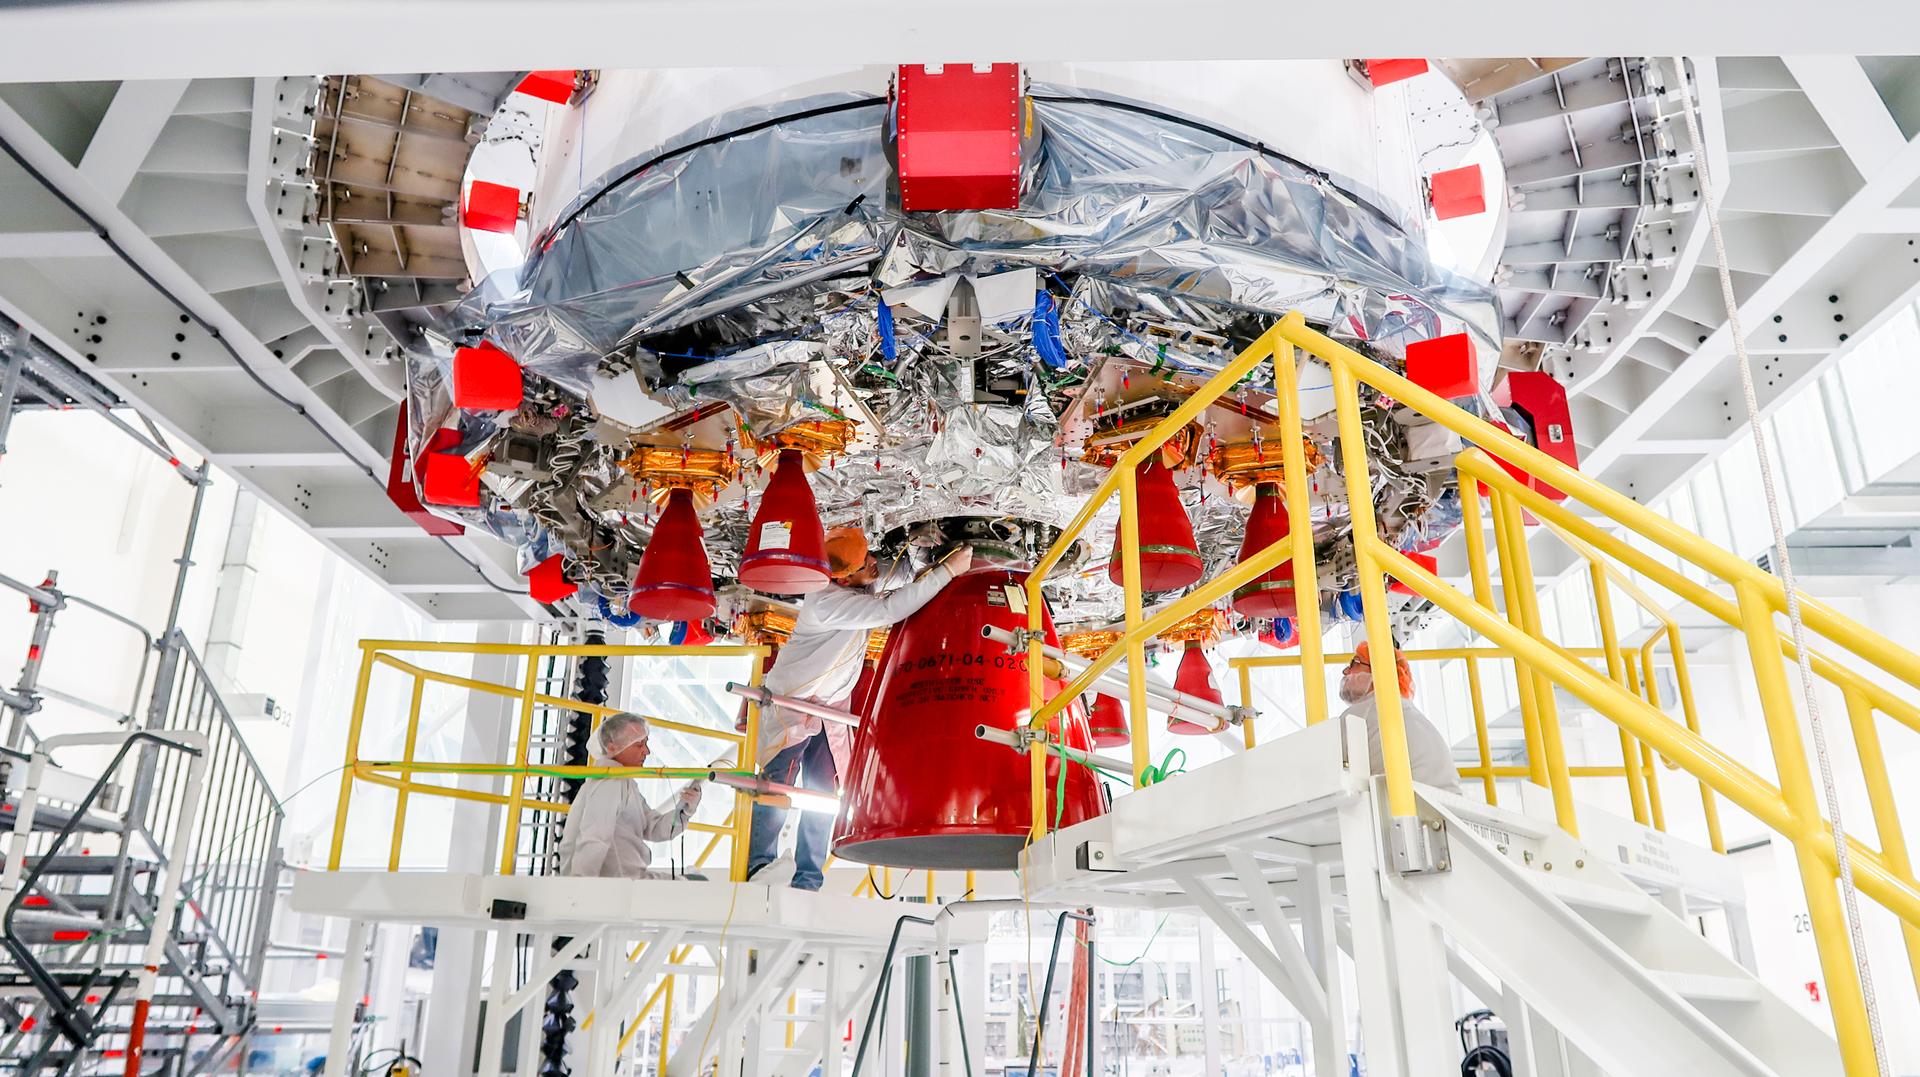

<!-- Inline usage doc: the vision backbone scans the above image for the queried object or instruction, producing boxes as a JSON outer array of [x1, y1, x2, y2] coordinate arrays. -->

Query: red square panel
[[896, 63, 1021, 212], [422, 451, 482, 507], [463, 180, 521, 234], [1365, 59, 1429, 86], [1405, 333, 1479, 399], [385, 404, 465, 536], [1508, 370, 1579, 500], [1389, 551, 1440, 595], [517, 70, 576, 105], [452, 341, 523, 411], [1429, 164, 1486, 220], [527, 554, 578, 604]]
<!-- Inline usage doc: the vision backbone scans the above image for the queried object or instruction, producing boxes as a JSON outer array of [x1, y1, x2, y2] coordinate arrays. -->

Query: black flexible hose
[[1461, 1045, 1512, 1077]]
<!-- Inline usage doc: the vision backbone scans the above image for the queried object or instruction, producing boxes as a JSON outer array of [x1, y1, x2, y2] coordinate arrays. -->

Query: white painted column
[[322, 919, 373, 1077], [422, 623, 524, 1074], [1197, 918, 1225, 1077], [1298, 852, 1348, 1077], [1338, 790, 1409, 1077]]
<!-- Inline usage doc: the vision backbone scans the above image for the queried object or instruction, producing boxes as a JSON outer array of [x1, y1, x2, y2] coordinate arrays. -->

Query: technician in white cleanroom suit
[[1337, 640, 1463, 793], [558, 712, 703, 878], [745, 529, 973, 890]]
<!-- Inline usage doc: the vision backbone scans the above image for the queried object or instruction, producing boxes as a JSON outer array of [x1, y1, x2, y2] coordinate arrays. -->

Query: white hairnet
[[598, 712, 651, 755]]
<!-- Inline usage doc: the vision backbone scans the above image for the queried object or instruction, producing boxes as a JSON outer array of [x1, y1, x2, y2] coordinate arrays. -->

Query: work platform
[[291, 872, 989, 1077], [291, 719, 1818, 1077], [290, 872, 981, 947]]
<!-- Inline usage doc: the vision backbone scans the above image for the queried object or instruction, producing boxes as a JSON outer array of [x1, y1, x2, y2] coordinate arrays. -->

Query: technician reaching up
[[1337, 640, 1463, 794], [746, 529, 972, 890]]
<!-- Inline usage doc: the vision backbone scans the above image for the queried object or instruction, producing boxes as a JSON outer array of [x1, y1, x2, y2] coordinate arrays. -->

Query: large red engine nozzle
[[832, 567, 1107, 869]]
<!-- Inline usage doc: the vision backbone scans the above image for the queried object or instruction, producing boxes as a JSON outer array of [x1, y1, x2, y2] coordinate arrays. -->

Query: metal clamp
[[1387, 812, 1452, 875], [994, 626, 1041, 656]]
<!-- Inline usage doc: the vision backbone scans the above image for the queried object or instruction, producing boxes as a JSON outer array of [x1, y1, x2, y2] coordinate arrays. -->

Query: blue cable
[[596, 591, 642, 627], [1031, 290, 1069, 369], [876, 297, 898, 362], [1045, 272, 1203, 374]]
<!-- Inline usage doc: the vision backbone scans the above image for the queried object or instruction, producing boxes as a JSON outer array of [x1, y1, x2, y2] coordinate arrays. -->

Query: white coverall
[[557, 753, 697, 878], [755, 562, 959, 774], [1339, 693, 1464, 793]]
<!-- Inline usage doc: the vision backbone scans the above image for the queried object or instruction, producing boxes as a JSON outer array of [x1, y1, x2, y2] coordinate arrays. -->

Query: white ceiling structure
[[2, 2, 1920, 618], [2, 1, 1920, 77]]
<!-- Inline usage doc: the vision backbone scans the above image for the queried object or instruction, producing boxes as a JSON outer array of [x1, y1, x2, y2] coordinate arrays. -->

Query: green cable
[[1086, 913, 1172, 968], [1139, 748, 1187, 787], [359, 762, 751, 782]]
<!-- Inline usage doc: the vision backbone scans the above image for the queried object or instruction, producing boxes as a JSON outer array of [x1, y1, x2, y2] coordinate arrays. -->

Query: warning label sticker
[[757, 521, 792, 551]]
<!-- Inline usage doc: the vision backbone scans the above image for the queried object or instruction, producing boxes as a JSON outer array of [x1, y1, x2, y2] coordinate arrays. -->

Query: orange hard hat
[[824, 527, 870, 578], [1352, 640, 1414, 698]]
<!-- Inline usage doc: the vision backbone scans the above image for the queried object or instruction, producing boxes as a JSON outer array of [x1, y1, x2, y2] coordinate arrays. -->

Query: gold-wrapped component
[[618, 446, 740, 506], [1207, 436, 1325, 499], [734, 609, 796, 647], [1157, 607, 1229, 645], [735, 608, 885, 662], [1079, 414, 1197, 471], [1059, 629, 1124, 660], [749, 420, 859, 468]]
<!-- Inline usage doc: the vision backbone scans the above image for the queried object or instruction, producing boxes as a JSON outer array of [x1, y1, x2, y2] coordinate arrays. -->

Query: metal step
[[21, 855, 155, 876], [0, 799, 125, 835]]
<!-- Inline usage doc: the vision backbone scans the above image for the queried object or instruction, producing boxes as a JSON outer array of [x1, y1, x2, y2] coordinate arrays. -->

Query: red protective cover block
[[385, 404, 465, 536], [1508, 370, 1579, 501], [462, 180, 521, 234], [1405, 333, 1479, 399], [896, 63, 1021, 212], [1365, 59, 1429, 86], [1429, 164, 1486, 220], [527, 554, 577, 604], [516, 70, 577, 105], [421, 451, 482, 507], [1389, 551, 1440, 595], [452, 342, 524, 410]]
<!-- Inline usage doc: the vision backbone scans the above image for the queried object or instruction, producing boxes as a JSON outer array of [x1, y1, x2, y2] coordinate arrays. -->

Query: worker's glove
[[943, 545, 974, 576], [678, 783, 703, 811]]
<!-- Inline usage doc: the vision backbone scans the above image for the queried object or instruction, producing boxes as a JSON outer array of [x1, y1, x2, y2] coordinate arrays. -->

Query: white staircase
[[1021, 718, 1841, 1077], [1396, 791, 1837, 1077]]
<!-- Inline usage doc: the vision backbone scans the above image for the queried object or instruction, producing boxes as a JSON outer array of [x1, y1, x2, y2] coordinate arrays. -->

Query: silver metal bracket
[[1388, 811, 1452, 875], [998, 627, 1040, 655], [1224, 705, 1257, 726]]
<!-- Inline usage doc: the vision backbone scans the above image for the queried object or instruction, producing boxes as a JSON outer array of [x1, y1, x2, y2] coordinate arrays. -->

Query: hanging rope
[[1673, 58, 1887, 1074]]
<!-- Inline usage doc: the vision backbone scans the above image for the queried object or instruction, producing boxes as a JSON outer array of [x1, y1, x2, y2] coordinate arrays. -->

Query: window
[[985, 1022, 1009, 1059]]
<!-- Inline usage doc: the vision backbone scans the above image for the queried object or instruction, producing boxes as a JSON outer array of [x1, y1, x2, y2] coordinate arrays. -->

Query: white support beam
[[0, 232, 109, 259], [78, 79, 192, 202], [1175, 870, 1329, 1030], [1221, 848, 1330, 1026], [1782, 57, 1908, 178], [6, 3, 1920, 82]]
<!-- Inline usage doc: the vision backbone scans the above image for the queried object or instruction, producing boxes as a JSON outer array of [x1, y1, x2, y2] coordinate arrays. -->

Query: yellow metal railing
[[1022, 310, 1920, 1076], [326, 639, 767, 882], [1232, 645, 1715, 846]]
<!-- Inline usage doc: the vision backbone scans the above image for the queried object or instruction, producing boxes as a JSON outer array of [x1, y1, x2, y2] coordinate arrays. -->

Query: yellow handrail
[[1024, 309, 1920, 1075], [326, 639, 767, 881]]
